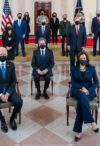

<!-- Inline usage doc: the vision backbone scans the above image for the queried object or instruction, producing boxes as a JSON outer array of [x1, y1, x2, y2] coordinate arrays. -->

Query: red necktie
[[76, 25, 79, 35]]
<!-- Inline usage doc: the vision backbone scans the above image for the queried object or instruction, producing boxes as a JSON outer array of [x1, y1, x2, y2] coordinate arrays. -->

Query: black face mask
[[0, 56, 7, 62], [97, 14, 100, 17], [40, 45, 45, 49], [42, 22, 46, 26], [41, 13, 44, 15], [53, 15, 56, 17], [75, 21, 80, 25], [79, 60, 87, 66], [63, 18, 66, 21], [18, 16, 21, 19], [7, 27, 12, 30]]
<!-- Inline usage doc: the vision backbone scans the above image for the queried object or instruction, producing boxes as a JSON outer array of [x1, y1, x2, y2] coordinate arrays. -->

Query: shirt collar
[[0, 61, 6, 67], [40, 48, 46, 52]]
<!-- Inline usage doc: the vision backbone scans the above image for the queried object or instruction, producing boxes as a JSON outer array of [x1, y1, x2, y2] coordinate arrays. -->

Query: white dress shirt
[[40, 48, 46, 56]]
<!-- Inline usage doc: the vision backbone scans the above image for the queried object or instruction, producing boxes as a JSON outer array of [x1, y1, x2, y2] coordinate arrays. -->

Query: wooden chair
[[0, 82, 21, 124], [31, 75, 53, 96], [66, 82, 100, 126]]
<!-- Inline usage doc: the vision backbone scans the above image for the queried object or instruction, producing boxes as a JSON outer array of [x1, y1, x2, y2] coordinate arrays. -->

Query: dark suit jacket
[[13, 20, 27, 37], [0, 61, 17, 95], [35, 26, 50, 44], [50, 17, 59, 31], [23, 17, 30, 34], [59, 20, 70, 36], [71, 65, 99, 98], [91, 17, 100, 36], [67, 24, 86, 51], [31, 48, 54, 78], [2, 30, 16, 60]]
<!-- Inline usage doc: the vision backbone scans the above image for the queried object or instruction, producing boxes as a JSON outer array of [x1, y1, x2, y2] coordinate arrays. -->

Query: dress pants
[[61, 35, 68, 54], [16, 35, 25, 55], [52, 30, 58, 44], [72, 90, 94, 133], [93, 31, 100, 55]]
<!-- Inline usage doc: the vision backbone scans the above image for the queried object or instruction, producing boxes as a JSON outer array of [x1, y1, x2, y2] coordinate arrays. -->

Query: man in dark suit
[[67, 18, 86, 70], [35, 19, 50, 46], [31, 38, 54, 100], [50, 12, 59, 44], [13, 13, 27, 56], [91, 10, 100, 56], [0, 47, 23, 133], [59, 14, 70, 56]]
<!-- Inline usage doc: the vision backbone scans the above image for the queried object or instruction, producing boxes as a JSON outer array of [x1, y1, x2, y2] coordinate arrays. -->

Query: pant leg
[[99, 32, 100, 53], [93, 34, 99, 54], [34, 74, 41, 93], [55, 30, 58, 44], [44, 74, 50, 92], [15, 38, 19, 55], [9, 92, 23, 119], [69, 50, 76, 72], [19, 36, 25, 55], [62, 36, 65, 53], [52, 31, 55, 44]]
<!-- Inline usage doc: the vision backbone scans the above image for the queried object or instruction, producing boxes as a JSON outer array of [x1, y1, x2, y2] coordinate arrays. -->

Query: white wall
[[0, 0, 97, 35]]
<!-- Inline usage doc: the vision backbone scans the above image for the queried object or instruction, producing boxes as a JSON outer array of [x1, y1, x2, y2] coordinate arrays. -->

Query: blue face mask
[[40, 45, 45, 49], [79, 60, 87, 66]]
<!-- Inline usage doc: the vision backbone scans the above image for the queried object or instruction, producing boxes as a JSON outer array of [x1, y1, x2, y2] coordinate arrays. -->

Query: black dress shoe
[[75, 136, 81, 142], [10, 119, 17, 130], [1, 117, 8, 133], [22, 53, 26, 57], [93, 128, 99, 133], [62, 51, 65, 56], [43, 92, 50, 99], [35, 93, 41, 100]]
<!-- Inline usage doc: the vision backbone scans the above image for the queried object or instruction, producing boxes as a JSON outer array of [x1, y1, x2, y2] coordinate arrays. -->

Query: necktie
[[76, 25, 79, 35], [18, 20, 21, 26], [42, 27, 45, 34], [1, 63, 5, 80]]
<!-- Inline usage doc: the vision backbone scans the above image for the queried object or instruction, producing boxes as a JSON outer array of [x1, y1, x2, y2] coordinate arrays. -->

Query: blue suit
[[35, 26, 50, 45], [67, 24, 86, 70], [13, 20, 27, 55], [91, 17, 100, 55], [71, 65, 99, 132]]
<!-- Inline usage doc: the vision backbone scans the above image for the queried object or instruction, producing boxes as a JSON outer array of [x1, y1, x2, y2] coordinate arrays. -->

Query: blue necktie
[[1, 63, 5, 80]]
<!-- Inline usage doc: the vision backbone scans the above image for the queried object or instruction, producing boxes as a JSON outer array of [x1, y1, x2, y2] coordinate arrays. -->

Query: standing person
[[91, 10, 100, 56], [23, 12, 31, 44], [59, 14, 70, 56], [35, 19, 50, 46], [31, 38, 54, 100], [67, 17, 86, 71], [50, 12, 59, 44], [36, 9, 49, 26], [71, 51, 99, 141], [13, 13, 27, 57], [2, 22, 16, 61], [0, 47, 23, 133]]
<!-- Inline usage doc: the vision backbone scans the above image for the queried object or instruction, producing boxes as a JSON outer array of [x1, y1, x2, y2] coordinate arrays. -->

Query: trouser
[[72, 91, 94, 133], [61, 35, 68, 54], [16, 36, 25, 55], [93, 31, 100, 55], [25, 33, 29, 44], [52, 30, 58, 44]]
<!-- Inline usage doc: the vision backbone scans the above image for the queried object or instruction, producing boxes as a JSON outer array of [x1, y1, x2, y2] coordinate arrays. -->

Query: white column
[[97, 0, 100, 10], [0, 0, 4, 35]]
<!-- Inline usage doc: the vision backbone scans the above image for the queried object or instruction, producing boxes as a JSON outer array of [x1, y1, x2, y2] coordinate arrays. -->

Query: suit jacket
[[91, 17, 100, 36], [2, 30, 16, 60], [71, 65, 99, 98], [13, 20, 27, 37], [59, 20, 70, 36], [23, 17, 30, 34], [50, 17, 59, 31], [67, 24, 86, 51], [31, 48, 54, 78], [0, 61, 17, 95], [35, 26, 50, 44]]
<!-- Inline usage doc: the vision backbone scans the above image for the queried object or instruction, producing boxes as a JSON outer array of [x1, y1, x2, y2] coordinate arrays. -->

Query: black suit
[[0, 61, 23, 119], [91, 17, 100, 55], [50, 17, 59, 44], [67, 24, 86, 70], [31, 48, 54, 93], [2, 30, 16, 60]]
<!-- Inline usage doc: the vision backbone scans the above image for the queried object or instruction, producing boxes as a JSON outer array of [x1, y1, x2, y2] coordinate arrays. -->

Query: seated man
[[0, 47, 23, 133], [31, 38, 54, 100]]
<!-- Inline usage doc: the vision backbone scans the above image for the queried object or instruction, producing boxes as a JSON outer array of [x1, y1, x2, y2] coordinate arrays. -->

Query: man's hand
[[36, 69, 44, 75], [42, 69, 48, 75], [0, 94, 8, 102], [22, 34, 25, 39], [92, 33, 95, 38], [80, 87, 89, 95], [6, 46, 12, 51], [67, 45, 71, 51]]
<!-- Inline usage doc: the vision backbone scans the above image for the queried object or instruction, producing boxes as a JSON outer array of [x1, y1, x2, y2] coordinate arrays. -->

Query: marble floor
[[0, 61, 100, 146]]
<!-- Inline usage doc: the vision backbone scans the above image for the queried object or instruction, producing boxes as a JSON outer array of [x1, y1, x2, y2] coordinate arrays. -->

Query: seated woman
[[71, 51, 99, 141]]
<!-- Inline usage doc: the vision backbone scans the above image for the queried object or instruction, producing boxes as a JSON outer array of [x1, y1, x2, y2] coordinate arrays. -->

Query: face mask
[[97, 14, 100, 17], [79, 60, 87, 66], [0, 56, 7, 62], [18, 16, 21, 19], [40, 45, 45, 49], [75, 21, 80, 25], [7, 26, 12, 30], [53, 15, 56, 17], [63, 18, 66, 21], [42, 22, 46, 25], [41, 13, 44, 15]]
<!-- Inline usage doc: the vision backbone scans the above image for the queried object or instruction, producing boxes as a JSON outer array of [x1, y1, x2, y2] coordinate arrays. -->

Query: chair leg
[[31, 79, 33, 95], [51, 80, 53, 96], [95, 109, 98, 124], [19, 111, 21, 124], [9, 107, 11, 113], [66, 105, 69, 126]]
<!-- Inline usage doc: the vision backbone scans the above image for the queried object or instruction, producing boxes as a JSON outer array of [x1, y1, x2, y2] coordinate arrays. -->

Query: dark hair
[[52, 12, 57, 16], [17, 13, 22, 16], [76, 51, 90, 66]]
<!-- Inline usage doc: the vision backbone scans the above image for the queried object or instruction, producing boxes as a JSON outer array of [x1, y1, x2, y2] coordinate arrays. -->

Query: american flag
[[1, 0, 13, 32], [75, 0, 83, 16]]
